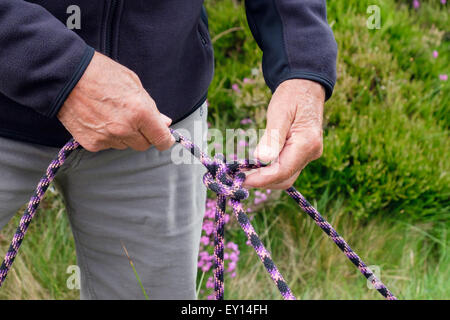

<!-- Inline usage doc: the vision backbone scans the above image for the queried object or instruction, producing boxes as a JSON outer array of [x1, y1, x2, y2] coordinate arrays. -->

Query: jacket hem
[[0, 128, 64, 148], [0, 91, 208, 148], [172, 92, 208, 125]]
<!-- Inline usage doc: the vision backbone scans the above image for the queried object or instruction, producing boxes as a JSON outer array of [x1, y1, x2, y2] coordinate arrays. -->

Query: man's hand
[[243, 79, 325, 189], [58, 51, 175, 152]]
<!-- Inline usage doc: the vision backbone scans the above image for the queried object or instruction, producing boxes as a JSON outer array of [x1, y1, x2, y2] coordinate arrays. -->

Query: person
[[0, 0, 337, 299]]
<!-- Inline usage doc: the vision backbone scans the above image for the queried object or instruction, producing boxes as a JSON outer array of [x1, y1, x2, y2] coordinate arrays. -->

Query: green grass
[[0, 0, 448, 299], [0, 190, 78, 299], [215, 199, 448, 299]]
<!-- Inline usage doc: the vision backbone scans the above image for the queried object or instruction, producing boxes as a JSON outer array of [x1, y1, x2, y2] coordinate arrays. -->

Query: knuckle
[[149, 124, 169, 141], [150, 129, 166, 143], [308, 130, 323, 159], [126, 69, 142, 85], [128, 105, 146, 123], [152, 133, 172, 150], [108, 125, 130, 138]]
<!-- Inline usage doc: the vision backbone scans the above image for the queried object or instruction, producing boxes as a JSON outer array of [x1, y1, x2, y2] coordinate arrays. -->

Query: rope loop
[[202, 154, 249, 200]]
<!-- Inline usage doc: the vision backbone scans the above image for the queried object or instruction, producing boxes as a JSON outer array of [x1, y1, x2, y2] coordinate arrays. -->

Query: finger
[[78, 135, 109, 153], [122, 132, 152, 151], [263, 171, 300, 190], [243, 134, 309, 188], [139, 108, 175, 152], [109, 139, 128, 150], [254, 98, 295, 163]]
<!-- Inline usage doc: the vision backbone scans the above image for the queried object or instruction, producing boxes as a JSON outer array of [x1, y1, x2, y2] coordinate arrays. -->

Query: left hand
[[243, 79, 325, 189]]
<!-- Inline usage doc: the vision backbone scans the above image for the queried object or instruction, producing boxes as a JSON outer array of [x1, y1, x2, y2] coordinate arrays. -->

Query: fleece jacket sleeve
[[245, 0, 337, 100], [0, 0, 94, 118]]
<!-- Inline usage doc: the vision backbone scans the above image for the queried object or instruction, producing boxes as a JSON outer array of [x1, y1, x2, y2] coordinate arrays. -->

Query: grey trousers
[[0, 103, 207, 299]]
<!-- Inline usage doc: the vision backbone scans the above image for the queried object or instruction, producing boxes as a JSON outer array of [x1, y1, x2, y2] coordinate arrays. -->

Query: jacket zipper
[[198, 25, 209, 46], [104, 0, 118, 57], [199, 30, 208, 45]]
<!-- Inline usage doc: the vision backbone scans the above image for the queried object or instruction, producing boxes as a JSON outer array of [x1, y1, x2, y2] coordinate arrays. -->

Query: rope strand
[[0, 130, 397, 300], [0, 139, 80, 286]]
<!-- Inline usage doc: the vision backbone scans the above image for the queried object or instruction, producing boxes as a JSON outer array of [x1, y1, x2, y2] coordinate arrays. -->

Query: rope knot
[[203, 154, 249, 200]]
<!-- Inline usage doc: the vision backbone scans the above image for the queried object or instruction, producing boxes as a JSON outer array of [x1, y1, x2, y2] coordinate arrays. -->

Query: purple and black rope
[[0, 130, 396, 300], [172, 130, 396, 300], [0, 139, 80, 286]]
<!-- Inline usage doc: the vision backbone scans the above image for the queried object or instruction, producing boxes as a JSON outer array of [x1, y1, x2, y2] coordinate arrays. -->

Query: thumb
[[254, 104, 293, 163]]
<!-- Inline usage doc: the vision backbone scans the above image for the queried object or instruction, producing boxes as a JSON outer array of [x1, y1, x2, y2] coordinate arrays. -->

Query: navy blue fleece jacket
[[0, 0, 337, 147]]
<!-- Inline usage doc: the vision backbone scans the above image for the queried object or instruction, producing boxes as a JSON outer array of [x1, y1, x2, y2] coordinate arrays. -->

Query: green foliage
[[206, 0, 449, 221]]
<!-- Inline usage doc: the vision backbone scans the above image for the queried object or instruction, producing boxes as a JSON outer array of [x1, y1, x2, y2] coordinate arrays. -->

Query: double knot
[[203, 154, 249, 200]]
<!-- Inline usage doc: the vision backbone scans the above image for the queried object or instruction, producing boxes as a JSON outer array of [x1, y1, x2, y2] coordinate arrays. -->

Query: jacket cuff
[[46, 46, 95, 118]]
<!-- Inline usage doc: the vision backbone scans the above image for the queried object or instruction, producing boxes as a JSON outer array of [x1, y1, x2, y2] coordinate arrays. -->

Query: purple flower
[[227, 242, 239, 251], [200, 236, 210, 246], [202, 220, 214, 235], [206, 277, 214, 289], [254, 189, 269, 205], [202, 262, 213, 272], [441, 0, 446, 4], [433, 50, 439, 58], [231, 83, 241, 93], [240, 118, 253, 125], [439, 74, 448, 81], [229, 252, 239, 262], [227, 262, 237, 272], [413, 0, 420, 9], [199, 250, 210, 258]]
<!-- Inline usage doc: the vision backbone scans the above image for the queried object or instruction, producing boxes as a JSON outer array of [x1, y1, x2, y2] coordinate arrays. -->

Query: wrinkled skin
[[244, 79, 325, 190], [58, 51, 175, 152]]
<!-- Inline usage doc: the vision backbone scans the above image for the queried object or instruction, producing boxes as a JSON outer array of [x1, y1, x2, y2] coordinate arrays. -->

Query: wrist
[[277, 79, 326, 102]]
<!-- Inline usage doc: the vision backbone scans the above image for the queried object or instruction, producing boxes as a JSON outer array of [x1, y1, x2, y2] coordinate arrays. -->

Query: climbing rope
[[0, 130, 397, 300]]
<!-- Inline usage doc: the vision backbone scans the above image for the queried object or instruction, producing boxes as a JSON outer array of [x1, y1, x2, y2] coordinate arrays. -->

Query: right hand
[[57, 51, 175, 152]]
